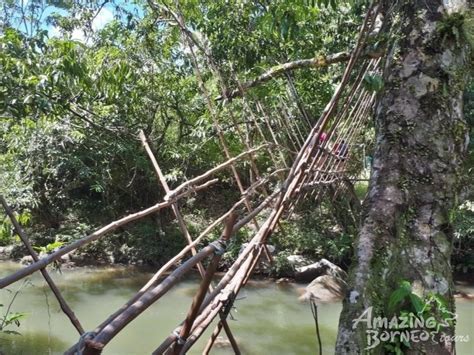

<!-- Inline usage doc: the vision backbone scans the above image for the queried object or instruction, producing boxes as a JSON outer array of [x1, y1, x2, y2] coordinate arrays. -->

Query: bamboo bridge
[[0, 3, 384, 354]]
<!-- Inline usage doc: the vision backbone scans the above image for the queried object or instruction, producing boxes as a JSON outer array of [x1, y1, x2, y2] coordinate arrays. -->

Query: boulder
[[286, 254, 314, 269], [295, 258, 347, 282], [276, 277, 291, 284], [0, 245, 15, 260], [214, 336, 232, 349], [20, 255, 34, 265], [299, 274, 347, 303]]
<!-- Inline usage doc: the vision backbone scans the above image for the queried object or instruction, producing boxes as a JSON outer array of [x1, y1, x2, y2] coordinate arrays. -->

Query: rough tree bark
[[336, 1, 472, 354]]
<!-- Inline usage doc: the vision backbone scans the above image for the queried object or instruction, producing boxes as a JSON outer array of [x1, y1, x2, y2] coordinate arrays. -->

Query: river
[[0, 262, 472, 354]]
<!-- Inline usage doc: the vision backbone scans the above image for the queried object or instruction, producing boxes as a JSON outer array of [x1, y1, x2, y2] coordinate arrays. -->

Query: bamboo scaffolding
[[145, 8, 379, 352], [0, 144, 272, 290], [139, 130, 240, 350], [1, 5, 384, 355], [65, 184, 277, 354], [81, 215, 237, 355]]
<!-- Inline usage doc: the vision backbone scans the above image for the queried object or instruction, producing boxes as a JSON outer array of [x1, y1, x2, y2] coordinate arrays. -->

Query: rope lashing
[[76, 331, 97, 354], [210, 239, 227, 256], [173, 329, 186, 345], [220, 291, 236, 317]]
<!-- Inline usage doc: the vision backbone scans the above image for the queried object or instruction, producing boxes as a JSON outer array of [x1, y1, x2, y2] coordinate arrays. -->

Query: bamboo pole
[[139, 130, 205, 274], [0, 196, 84, 334], [202, 322, 223, 355]]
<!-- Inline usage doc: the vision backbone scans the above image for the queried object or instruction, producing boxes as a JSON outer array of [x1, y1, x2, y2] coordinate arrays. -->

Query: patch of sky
[[4, 0, 145, 43]]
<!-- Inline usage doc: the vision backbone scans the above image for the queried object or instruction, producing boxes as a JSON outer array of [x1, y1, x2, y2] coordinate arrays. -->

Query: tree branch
[[217, 49, 384, 101]]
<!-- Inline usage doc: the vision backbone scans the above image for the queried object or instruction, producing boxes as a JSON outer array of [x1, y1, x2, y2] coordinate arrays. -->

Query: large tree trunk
[[336, 1, 472, 354]]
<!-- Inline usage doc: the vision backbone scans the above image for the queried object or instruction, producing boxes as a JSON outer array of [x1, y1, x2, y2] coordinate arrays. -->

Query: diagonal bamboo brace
[[0, 196, 85, 335]]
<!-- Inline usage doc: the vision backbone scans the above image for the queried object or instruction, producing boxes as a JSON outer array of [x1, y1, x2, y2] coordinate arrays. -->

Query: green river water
[[0, 261, 472, 354]]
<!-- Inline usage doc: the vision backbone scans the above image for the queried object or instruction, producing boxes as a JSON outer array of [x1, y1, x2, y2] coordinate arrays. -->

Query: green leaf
[[363, 74, 384, 92], [409, 293, 424, 313], [388, 281, 412, 313], [5, 312, 27, 324], [45, 241, 64, 252]]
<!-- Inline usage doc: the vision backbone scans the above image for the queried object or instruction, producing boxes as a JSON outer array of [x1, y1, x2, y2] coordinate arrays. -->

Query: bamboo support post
[[202, 322, 223, 355], [179, 245, 258, 354], [139, 130, 205, 274]]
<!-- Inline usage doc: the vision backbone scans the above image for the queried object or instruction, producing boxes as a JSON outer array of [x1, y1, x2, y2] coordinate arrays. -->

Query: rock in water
[[299, 275, 347, 303], [286, 254, 314, 269], [214, 336, 232, 349], [294, 258, 347, 282]]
